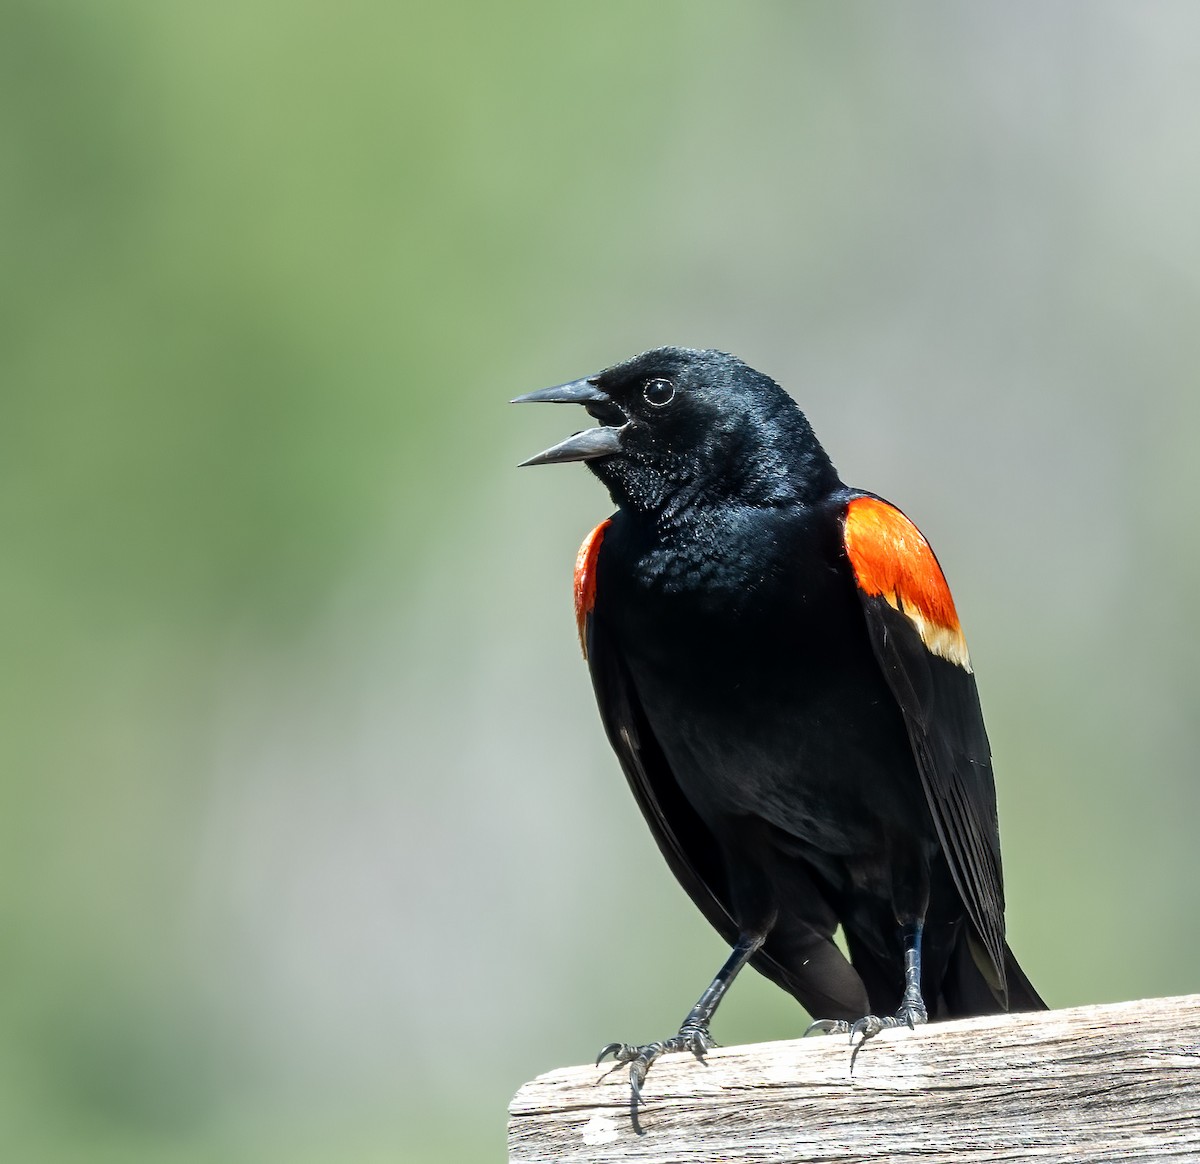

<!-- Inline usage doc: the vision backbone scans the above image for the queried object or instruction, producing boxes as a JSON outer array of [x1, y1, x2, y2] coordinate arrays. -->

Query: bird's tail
[[938, 933, 1046, 1017], [1001, 944, 1046, 1011]]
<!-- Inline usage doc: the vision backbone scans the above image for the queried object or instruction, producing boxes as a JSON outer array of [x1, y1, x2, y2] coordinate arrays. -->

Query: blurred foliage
[[2, 2, 1199, 1161]]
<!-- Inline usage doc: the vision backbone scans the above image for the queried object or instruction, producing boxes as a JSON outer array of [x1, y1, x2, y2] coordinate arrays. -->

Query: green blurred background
[[4, 1, 1199, 1159]]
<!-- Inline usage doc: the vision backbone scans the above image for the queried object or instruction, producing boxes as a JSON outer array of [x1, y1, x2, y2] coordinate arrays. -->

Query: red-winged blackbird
[[515, 347, 1044, 1100]]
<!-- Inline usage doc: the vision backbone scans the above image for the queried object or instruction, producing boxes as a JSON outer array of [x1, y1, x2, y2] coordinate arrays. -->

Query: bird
[[514, 346, 1044, 1101]]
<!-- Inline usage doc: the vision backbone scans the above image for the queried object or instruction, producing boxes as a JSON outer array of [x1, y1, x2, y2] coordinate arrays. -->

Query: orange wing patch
[[574, 519, 611, 659], [843, 497, 971, 671]]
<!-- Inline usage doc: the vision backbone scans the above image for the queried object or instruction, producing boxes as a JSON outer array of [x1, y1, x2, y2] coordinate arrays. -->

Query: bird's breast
[[599, 508, 929, 858]]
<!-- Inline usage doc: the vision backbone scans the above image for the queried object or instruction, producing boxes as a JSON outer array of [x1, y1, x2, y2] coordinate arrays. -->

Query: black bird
[[515, 347, 1044, 1099]]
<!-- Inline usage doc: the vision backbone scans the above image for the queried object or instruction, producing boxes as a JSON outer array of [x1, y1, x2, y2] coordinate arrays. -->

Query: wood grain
[[508, 995, 1200, 1163]]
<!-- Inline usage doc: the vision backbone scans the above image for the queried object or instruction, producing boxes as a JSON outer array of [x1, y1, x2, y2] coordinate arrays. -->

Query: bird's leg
[[894, 921, 930, 1025], [597, 932, 762, 1104], [805, 920, 929, 1063]]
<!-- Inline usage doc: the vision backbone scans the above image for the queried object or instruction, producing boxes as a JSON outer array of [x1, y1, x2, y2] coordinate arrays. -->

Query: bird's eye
[[641, 378, 676, 408]]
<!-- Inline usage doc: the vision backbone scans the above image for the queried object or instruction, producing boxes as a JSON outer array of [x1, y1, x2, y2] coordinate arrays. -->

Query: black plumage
[[515, 347, 1043, 1098]]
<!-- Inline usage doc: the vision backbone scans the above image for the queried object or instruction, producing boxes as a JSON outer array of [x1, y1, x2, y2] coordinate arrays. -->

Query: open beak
[[512, 377, 626, 467]]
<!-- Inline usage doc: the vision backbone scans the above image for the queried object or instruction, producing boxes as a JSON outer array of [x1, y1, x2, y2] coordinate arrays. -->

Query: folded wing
[[842, 495, 1009, 1002]]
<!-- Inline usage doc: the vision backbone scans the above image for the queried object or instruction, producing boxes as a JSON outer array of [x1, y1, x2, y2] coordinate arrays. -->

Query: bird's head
[[514, 347, 839, 516]]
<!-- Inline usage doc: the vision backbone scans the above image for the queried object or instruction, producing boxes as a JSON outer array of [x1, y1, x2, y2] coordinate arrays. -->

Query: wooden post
[[509, 994, 1200, 1162]]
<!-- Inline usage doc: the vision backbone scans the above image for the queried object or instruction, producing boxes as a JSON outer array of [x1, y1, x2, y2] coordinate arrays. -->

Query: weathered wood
[[508, 995, 1200, 1163]]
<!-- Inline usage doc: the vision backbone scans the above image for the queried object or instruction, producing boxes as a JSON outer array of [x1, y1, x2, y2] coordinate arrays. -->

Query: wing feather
[[574, 521, 737, 942], [842, 496, 1008, 1000]]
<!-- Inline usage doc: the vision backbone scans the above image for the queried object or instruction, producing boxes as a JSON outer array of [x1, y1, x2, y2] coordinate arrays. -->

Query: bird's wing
[[575, 520, 739, 946], [840, 495, 1008, 1001]]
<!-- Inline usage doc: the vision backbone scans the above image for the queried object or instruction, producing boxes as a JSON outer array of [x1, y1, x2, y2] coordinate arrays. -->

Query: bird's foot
[[805, 1002, 928, 1070], [596, 1024, 716, 1104], [848, 1005, 921, 1039], [804, 1017, 851, 1036]]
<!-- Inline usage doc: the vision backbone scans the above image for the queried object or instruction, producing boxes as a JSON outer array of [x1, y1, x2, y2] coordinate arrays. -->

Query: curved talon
[[847, 1009, 928, 1072], [804, 1018, 850, 1037], [849, 1014, 884, 1073], [849, 1014, 891, 1044], [629, 1058, 649, 1104], [594, 1026, 716, 1104], [596, 1041, 625, 1067]]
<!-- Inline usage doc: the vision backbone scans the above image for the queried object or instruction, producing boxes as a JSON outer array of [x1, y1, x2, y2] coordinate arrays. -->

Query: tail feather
[[937, 934, 1046, 1018], [1003, 944, 1047, 1012]]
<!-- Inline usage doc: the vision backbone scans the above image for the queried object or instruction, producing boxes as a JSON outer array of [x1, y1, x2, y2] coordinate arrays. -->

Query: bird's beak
[[512, 377, 626, 467]]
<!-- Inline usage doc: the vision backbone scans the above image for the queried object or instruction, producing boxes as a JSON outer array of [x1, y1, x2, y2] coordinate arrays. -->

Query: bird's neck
[[595, 437, 841, 529]]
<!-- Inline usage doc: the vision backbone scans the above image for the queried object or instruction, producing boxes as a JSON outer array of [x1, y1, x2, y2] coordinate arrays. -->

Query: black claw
[[849, 1014, 884, 1043], [629, 1064, 645, 1105], [594, 1025, 715, 1103], [804, 1018, 850, 1037], [849, 1036, 867, 1074], [847, 1015, 882, 1073], [845, 1006, 929, 1072], [596, 1042, 621, 1066]]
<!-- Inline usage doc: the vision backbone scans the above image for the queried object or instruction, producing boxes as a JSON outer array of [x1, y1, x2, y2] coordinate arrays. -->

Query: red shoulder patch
[[843, 497, 971, 670], [574, 519, 611, 659]]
